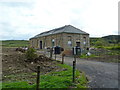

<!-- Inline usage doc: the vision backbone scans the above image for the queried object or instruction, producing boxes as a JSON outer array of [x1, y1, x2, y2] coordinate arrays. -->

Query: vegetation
[[90, 35, 120, 51], [102, 35, 120, 44], [2, 81, 32, 88], [81, 35, 120, 63], [80, 54, 99, 59], [0, 82, 2, 90], [90, 37, 101, 47], [1, 40, 29, 47], [2, 64, 88, 88], [90, 35, 119, 48], [25, 48, 37, 61]]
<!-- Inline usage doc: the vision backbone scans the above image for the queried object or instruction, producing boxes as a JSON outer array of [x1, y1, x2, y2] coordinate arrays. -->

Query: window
[[68, 36, 72, 41], [68, 36, 72, 46], [52, 39, 55, 47], [83, 37, 86, 45]]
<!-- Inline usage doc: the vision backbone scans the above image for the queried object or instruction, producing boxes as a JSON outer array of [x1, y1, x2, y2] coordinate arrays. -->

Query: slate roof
[[31, 25, 89, 39]]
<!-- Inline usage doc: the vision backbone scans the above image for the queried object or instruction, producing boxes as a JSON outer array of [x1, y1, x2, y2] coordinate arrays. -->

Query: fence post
[[36, 66, 40, 90], [74, 55, 76, 62], [73, 61, 76, 83], [62, 54, 64, 64], [50, 48, 53, 58], [55, 53, 56, 60]]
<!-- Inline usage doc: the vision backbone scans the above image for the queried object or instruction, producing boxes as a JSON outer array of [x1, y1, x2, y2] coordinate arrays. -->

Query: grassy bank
[[1, 40, 29, 47], [2, 64, 88, 89]]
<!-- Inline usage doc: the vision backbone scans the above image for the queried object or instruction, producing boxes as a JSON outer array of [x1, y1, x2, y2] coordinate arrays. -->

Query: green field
[[1, 40, 29, 47], [2, 64, 88, 88]]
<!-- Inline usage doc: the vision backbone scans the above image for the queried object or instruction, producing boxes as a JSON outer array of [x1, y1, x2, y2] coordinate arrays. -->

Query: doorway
[[76, 42, 80, 47], [40, 41, 42, 49]]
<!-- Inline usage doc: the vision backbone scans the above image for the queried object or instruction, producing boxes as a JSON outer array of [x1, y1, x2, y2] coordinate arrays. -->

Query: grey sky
[[0, 0, 118, 40]]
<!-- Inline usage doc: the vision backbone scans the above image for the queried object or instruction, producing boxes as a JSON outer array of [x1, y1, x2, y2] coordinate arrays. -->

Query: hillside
[[102, 35, 120, 43], [90, 35, 119, 46]]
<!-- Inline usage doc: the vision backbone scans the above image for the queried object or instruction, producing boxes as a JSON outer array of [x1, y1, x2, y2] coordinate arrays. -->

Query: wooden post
[[55, 53, 56, 60], [74, 55, 76, 62], [73, 61, 76, 83], [62, 54, 64, 64], [74, 55, 77, 67], [50, 48, 53, 58], [36, 66, 40, 90]]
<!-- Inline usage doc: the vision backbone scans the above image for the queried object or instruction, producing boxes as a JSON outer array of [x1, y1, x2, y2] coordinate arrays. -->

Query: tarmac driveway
[[54, 55, 119, 88]]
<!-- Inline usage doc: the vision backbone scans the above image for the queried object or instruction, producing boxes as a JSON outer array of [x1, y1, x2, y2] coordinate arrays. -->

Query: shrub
[[105, 46, 120, 50], [96, 46, 104, 49], [25, 48, 37, 61], [111, 46, 120, 50]]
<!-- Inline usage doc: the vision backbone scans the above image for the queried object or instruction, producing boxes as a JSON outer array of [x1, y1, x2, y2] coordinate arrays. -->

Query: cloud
[[0, 0, 119, 40], [71, 0, 118, 37], [0, 2, 33, 8]]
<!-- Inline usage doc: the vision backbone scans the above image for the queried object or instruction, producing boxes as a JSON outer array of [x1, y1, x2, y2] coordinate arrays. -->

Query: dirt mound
[[2, 48, 61, 80], [24, 54, 59, 73], [33, 55, 53, 62]]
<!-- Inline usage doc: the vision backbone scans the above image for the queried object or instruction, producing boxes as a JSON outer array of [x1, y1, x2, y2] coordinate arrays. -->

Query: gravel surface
[[53, 55, 119, 88]]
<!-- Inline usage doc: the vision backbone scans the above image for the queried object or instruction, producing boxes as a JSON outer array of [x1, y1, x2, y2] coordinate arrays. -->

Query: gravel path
[[53, 55, 119, 88]]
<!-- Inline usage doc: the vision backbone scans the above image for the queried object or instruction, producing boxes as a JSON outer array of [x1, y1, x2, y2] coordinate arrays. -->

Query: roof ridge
[[62, 25, 68, 32], [69, 25, 88, 34], [30, 25, 89, 39]]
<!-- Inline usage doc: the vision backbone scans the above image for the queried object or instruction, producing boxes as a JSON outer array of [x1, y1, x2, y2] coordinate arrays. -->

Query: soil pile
[[2, 48, 61, 80]]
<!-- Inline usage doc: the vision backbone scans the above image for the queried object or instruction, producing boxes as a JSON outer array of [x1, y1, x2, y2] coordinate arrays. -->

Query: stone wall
[[30, 33, 90, 50], [62, 33, 90, 50]]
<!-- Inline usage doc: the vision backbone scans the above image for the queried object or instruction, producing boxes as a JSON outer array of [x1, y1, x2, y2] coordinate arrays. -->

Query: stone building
[[29, 25, 90, 51]]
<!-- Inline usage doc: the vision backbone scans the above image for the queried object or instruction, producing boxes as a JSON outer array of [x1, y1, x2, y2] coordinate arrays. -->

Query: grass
[[2, 81, 32, 88], [106, 50, 120, 55], [1, 40, 29, 47], [2, 64, 88, 89], [0, 82, 2, 90], [99, 45, 120, 51], [80, 54, 99, 59]]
